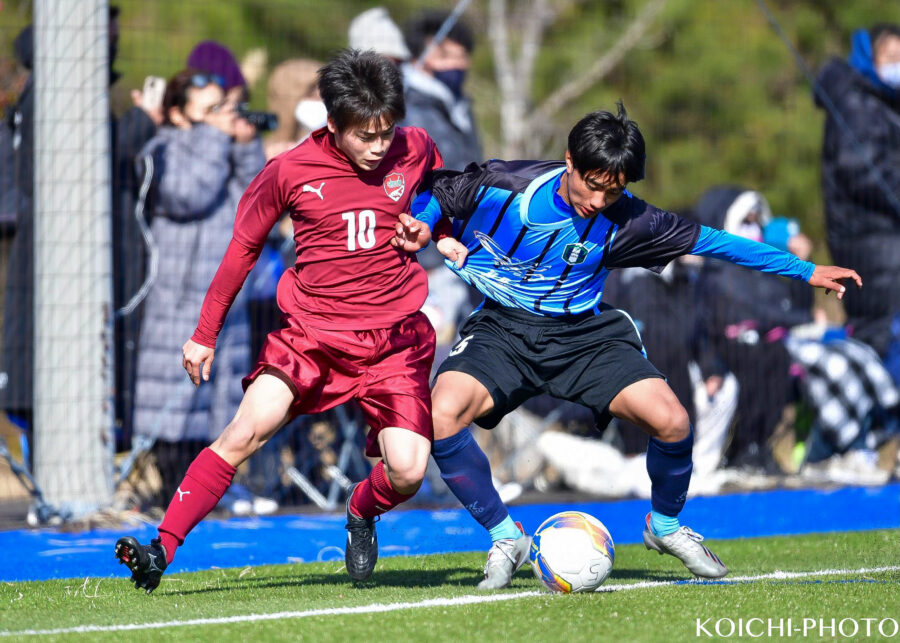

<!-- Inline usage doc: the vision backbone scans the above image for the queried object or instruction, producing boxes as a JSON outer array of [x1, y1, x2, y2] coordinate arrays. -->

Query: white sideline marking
[[2, 565, 897, 636], [594, 564, 900, 592]]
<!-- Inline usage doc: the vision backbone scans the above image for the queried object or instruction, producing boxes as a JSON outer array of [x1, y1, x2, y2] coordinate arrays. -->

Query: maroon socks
[[349, 460, 415, 519], [157, 447, 236, 564]]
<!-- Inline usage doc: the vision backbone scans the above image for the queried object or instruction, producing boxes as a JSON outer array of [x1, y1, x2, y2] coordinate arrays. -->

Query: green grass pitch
[[1, 529, 897, 641]]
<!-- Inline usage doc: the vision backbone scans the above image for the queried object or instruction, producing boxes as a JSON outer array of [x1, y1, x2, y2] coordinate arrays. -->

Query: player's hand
[[182, 339, 215, 387], [808, 265, 862, 300], [437, 236, 468, 269], [391, 213, 432, 252]]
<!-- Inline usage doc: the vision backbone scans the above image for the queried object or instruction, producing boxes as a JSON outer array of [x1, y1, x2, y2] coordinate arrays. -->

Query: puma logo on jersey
[[302, 181, 326, 200], [176, 486, 191, 502]]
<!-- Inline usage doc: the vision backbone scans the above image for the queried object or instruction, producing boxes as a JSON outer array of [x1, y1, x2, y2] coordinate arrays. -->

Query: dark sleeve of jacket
[[817, 60, 900, 224], [603, 197, 702, 273], [429, 162, 491, 221], [9, 76, 34, 201], [700, 263, 812, 333], [403, 92, 482, 172], [114, 107, 156, 168], [112, 107, 156, 209]]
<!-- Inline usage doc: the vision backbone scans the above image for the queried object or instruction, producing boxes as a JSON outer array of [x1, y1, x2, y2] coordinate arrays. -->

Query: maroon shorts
[[243, 311, 435, 457]]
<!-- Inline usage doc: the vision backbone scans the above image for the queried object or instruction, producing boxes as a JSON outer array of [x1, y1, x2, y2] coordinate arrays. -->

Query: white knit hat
[[348, 7, 411, 61]]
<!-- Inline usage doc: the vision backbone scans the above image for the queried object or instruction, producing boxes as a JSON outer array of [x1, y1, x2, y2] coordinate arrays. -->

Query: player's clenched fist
[[436, 236, 468, 269]]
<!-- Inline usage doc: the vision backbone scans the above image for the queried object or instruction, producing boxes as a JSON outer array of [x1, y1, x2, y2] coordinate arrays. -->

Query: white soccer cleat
[[641, 513, 728, 579], [477, 531, 532, 590]]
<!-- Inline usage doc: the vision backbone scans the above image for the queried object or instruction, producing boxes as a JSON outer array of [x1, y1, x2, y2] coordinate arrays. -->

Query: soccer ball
[[529, 511, 615, 593]]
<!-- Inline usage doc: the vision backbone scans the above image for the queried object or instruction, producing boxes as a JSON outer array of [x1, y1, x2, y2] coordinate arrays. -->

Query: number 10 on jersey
[[342, 210, 376, 251]]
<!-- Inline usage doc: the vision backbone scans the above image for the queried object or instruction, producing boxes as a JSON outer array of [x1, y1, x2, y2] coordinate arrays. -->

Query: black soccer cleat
[[344, 490, 378, 581], [114, 536, 168, 594]]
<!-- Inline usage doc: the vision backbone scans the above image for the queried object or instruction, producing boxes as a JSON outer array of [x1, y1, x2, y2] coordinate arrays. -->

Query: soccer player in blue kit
[[393, 103, 862, 589]]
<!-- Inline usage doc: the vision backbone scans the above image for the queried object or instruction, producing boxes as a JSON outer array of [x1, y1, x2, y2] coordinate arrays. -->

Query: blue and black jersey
[[414, 160, 814, 317]]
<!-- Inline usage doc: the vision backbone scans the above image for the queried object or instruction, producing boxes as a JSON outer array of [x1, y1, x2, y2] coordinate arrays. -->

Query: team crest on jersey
[[383, 172, 405, 202], [562, 242, 590, 265]]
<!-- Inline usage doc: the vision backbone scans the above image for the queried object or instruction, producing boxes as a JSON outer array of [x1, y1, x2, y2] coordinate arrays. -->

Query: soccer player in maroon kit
[[114, 49, 443, 592]]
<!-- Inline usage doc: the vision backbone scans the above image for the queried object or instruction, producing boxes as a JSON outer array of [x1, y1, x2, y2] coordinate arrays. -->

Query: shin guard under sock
[[646, 426, 694, 520], [158, 447, 236, 563], [432, 428, 508, 532]]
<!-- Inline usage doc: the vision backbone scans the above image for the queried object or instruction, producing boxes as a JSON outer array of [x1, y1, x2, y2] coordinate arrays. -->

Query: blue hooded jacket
[[814, 27, 900, 329], [848, 28, 896, 96]]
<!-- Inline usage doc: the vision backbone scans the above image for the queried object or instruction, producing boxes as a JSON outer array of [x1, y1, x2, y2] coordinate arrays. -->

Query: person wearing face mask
[[130, 70, 264, 510], [398, 13, 484, 509], [816, 23, 900, 385], [263, 58, 325, 160], [399, 9, 483, 337], [400, 9, 481, 173]]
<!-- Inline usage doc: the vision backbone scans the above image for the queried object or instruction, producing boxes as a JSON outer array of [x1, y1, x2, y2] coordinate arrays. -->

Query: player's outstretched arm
[[808, 265, 863, 300], [182, 339, 215, 387], [391, 212, 432, 252]]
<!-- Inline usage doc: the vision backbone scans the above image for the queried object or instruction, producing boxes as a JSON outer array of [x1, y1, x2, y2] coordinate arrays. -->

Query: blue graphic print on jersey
[[414, 167, 616, 314], [413, 160, 815, 316], [413, 161, 699, 315]]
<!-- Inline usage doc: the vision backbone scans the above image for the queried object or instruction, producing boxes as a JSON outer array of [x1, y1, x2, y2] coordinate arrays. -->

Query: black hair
[[318, 49, 405, 132], [567, 102, 645, 184], [162, 68, 220, 126], [871, 23, 900, 54], [404, 9, 475, 59]]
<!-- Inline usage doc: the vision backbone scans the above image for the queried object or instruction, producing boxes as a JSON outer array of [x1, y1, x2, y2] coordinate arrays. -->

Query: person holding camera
[[187, 40, 278, 134], [130, 69, 265, 508]]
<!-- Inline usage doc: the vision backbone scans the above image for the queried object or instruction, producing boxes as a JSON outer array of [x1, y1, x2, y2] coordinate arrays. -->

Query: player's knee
[[431, 396, 473, 440], [216, 418, 265, 461], [386, 459, 426, 494], [653, 403, 691, 443]]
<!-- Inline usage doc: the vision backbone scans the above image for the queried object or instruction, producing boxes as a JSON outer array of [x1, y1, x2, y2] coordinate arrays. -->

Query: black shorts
[[436, 300, 663, 430]]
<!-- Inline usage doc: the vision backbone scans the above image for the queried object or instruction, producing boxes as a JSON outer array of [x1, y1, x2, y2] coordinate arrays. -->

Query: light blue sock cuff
[[488, 514, 522, 542], [650, 510, 681, 537]]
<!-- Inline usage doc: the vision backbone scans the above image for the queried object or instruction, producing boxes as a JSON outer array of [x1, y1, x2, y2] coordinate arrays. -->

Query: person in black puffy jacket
[[816, 24, 900, 377]]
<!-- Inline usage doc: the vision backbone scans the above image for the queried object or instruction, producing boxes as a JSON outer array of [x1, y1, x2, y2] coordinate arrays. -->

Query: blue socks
[[646, 426, 693, 534], [432, 429, 516, 541], [488, 515, 522, 541], [649, 510, 681, 537], [434, 425, 692, 542]]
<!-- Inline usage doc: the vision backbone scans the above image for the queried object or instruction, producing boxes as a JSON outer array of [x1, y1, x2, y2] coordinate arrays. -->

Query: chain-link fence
[[0, 0, 898, 527]]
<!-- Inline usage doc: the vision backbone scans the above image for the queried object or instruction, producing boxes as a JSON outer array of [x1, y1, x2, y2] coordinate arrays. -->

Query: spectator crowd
[[0, 7, 897, 520]]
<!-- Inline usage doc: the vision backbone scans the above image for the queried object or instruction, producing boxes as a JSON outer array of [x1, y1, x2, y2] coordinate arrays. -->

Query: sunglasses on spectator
[[190, 73, 225, 89]]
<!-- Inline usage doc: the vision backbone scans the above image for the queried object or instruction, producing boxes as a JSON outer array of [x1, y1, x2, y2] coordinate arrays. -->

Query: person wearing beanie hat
[[187, 40, 246, 93], [348, 7, 411, 63]]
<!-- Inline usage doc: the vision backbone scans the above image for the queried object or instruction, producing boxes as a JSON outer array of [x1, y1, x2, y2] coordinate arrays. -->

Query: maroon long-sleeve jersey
[[191, 126, 442, 347]]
